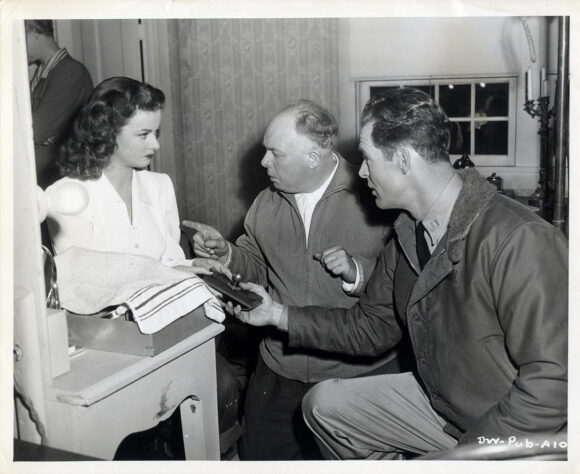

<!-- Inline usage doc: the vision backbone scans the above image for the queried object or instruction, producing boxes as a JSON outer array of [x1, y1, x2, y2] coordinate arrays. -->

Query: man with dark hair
[[25, 19, 93, 188], [185, 99, 401, 459], [235, 88, 568, 459]]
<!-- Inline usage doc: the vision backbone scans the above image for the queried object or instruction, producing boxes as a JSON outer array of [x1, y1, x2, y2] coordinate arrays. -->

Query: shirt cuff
[[275, 303, 289, 332], [164, 259, 192, 268], [221, 241, 232, 267], [341, 257, 362, 295]]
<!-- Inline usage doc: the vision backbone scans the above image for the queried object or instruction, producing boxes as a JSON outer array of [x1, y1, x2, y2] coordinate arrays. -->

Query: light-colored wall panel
[[56, 19, 141, 86], [12, 20, 50, 445]]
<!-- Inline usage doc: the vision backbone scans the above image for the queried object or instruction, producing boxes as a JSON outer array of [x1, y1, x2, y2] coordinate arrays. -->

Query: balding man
[[185, 100, 404, 459]]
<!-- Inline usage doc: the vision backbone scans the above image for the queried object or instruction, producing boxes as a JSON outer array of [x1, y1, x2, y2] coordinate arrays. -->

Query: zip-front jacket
[[229, 155, 393, 383], [288, 168, 568, 443]]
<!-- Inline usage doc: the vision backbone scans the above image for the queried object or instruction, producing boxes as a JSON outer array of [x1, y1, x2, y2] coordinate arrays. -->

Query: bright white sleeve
[[159, 174, 190, 267], [341, 256, 363, 295], [45, 180, 94, 255]]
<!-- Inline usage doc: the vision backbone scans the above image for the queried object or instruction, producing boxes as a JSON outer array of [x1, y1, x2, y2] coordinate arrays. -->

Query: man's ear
[[308, 150, 321, 169], [394, 146, 411, 175]]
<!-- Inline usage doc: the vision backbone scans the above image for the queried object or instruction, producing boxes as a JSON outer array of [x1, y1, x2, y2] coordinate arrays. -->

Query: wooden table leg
[[180, 395, 207, 459]]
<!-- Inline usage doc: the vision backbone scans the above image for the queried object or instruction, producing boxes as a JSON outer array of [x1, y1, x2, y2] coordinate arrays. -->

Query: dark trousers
[[238, 356, 320, 460], [238, 351, 408, 460], [216, 352, 242, 434]]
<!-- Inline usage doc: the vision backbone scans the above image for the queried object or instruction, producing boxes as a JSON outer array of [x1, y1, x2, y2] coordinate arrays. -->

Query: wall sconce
[[523, 66, 554, 219]]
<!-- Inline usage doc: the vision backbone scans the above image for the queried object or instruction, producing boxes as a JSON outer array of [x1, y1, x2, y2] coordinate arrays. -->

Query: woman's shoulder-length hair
[[58, 77, 165, 180]]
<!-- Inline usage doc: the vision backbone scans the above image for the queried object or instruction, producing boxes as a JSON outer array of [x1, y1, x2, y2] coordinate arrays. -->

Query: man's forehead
[[264, 111, 300, 141], [359, 123, 374, 149], [269, 110, 297, 130]]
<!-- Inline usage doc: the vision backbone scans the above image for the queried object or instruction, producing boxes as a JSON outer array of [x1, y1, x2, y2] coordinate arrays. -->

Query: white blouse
[[46, 170, 189, 267]]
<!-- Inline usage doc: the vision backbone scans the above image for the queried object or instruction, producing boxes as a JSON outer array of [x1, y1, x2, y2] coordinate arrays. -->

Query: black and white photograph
[[1, 1, 577, 474]]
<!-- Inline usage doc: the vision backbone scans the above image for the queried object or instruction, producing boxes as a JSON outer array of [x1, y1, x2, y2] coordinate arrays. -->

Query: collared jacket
[[31, 51, 93, 189], [229, 155, 392, 383], [288, 168, 568, 443], [46, 170, 190, 267]]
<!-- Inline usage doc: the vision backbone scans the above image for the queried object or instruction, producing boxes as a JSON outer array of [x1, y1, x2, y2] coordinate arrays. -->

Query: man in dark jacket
[[234, 88, 568, 459], [25, 20, 93, 189]]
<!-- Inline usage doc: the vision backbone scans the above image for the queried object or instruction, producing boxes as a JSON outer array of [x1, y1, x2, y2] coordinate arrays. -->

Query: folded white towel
[[55, 247, 224, 334]]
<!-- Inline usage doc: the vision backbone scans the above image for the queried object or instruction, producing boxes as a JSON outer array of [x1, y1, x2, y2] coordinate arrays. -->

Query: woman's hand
[[193, 258, 232, 279], [175, 258, 232, 279]]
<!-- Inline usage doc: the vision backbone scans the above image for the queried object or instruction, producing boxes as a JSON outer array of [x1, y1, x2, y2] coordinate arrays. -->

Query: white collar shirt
[[46, 170, 189, 266], [294, 154, 339, 245], [419, 171, 463, 252]]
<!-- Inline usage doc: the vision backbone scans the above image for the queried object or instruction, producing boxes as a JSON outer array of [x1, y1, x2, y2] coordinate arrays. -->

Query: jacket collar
[[323, 152, 359, 196], [394, 168, 496, 263], [279, 152, 358, 202], [446, 168, 497, 262]]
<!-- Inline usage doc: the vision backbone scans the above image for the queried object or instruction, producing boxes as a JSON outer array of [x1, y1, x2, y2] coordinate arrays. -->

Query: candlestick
[[543, 79, 549, 97], [526, 67, 532, 102], [540, 68, 546, 96]]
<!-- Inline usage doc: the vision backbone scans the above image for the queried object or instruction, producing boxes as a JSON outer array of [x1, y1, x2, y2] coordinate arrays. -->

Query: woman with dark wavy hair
[[47, 76, 219, 274], [46, 77, 242, 458], [57, 75, 165, 180]]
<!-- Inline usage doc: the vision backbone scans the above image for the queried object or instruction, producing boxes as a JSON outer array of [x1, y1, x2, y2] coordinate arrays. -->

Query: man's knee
[[302, 379, 343, 427]]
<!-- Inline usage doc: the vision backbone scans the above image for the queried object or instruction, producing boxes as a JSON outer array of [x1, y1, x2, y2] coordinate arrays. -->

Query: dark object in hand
[[232, 273, 243, 288], [201, 272, 263, 311]]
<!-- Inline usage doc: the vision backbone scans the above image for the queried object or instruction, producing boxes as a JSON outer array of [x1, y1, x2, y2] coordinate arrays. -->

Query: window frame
[[355, 75, 518, 167]]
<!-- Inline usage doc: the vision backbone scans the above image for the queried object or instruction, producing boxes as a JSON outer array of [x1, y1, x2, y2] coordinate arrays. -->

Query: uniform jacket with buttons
[[288, 168, 568, 443], [229, 155, 393, 383], [46, 170, 189, 266]]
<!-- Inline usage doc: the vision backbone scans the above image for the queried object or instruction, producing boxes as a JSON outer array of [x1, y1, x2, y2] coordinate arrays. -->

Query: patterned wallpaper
[[166, 18, 339, 240]]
